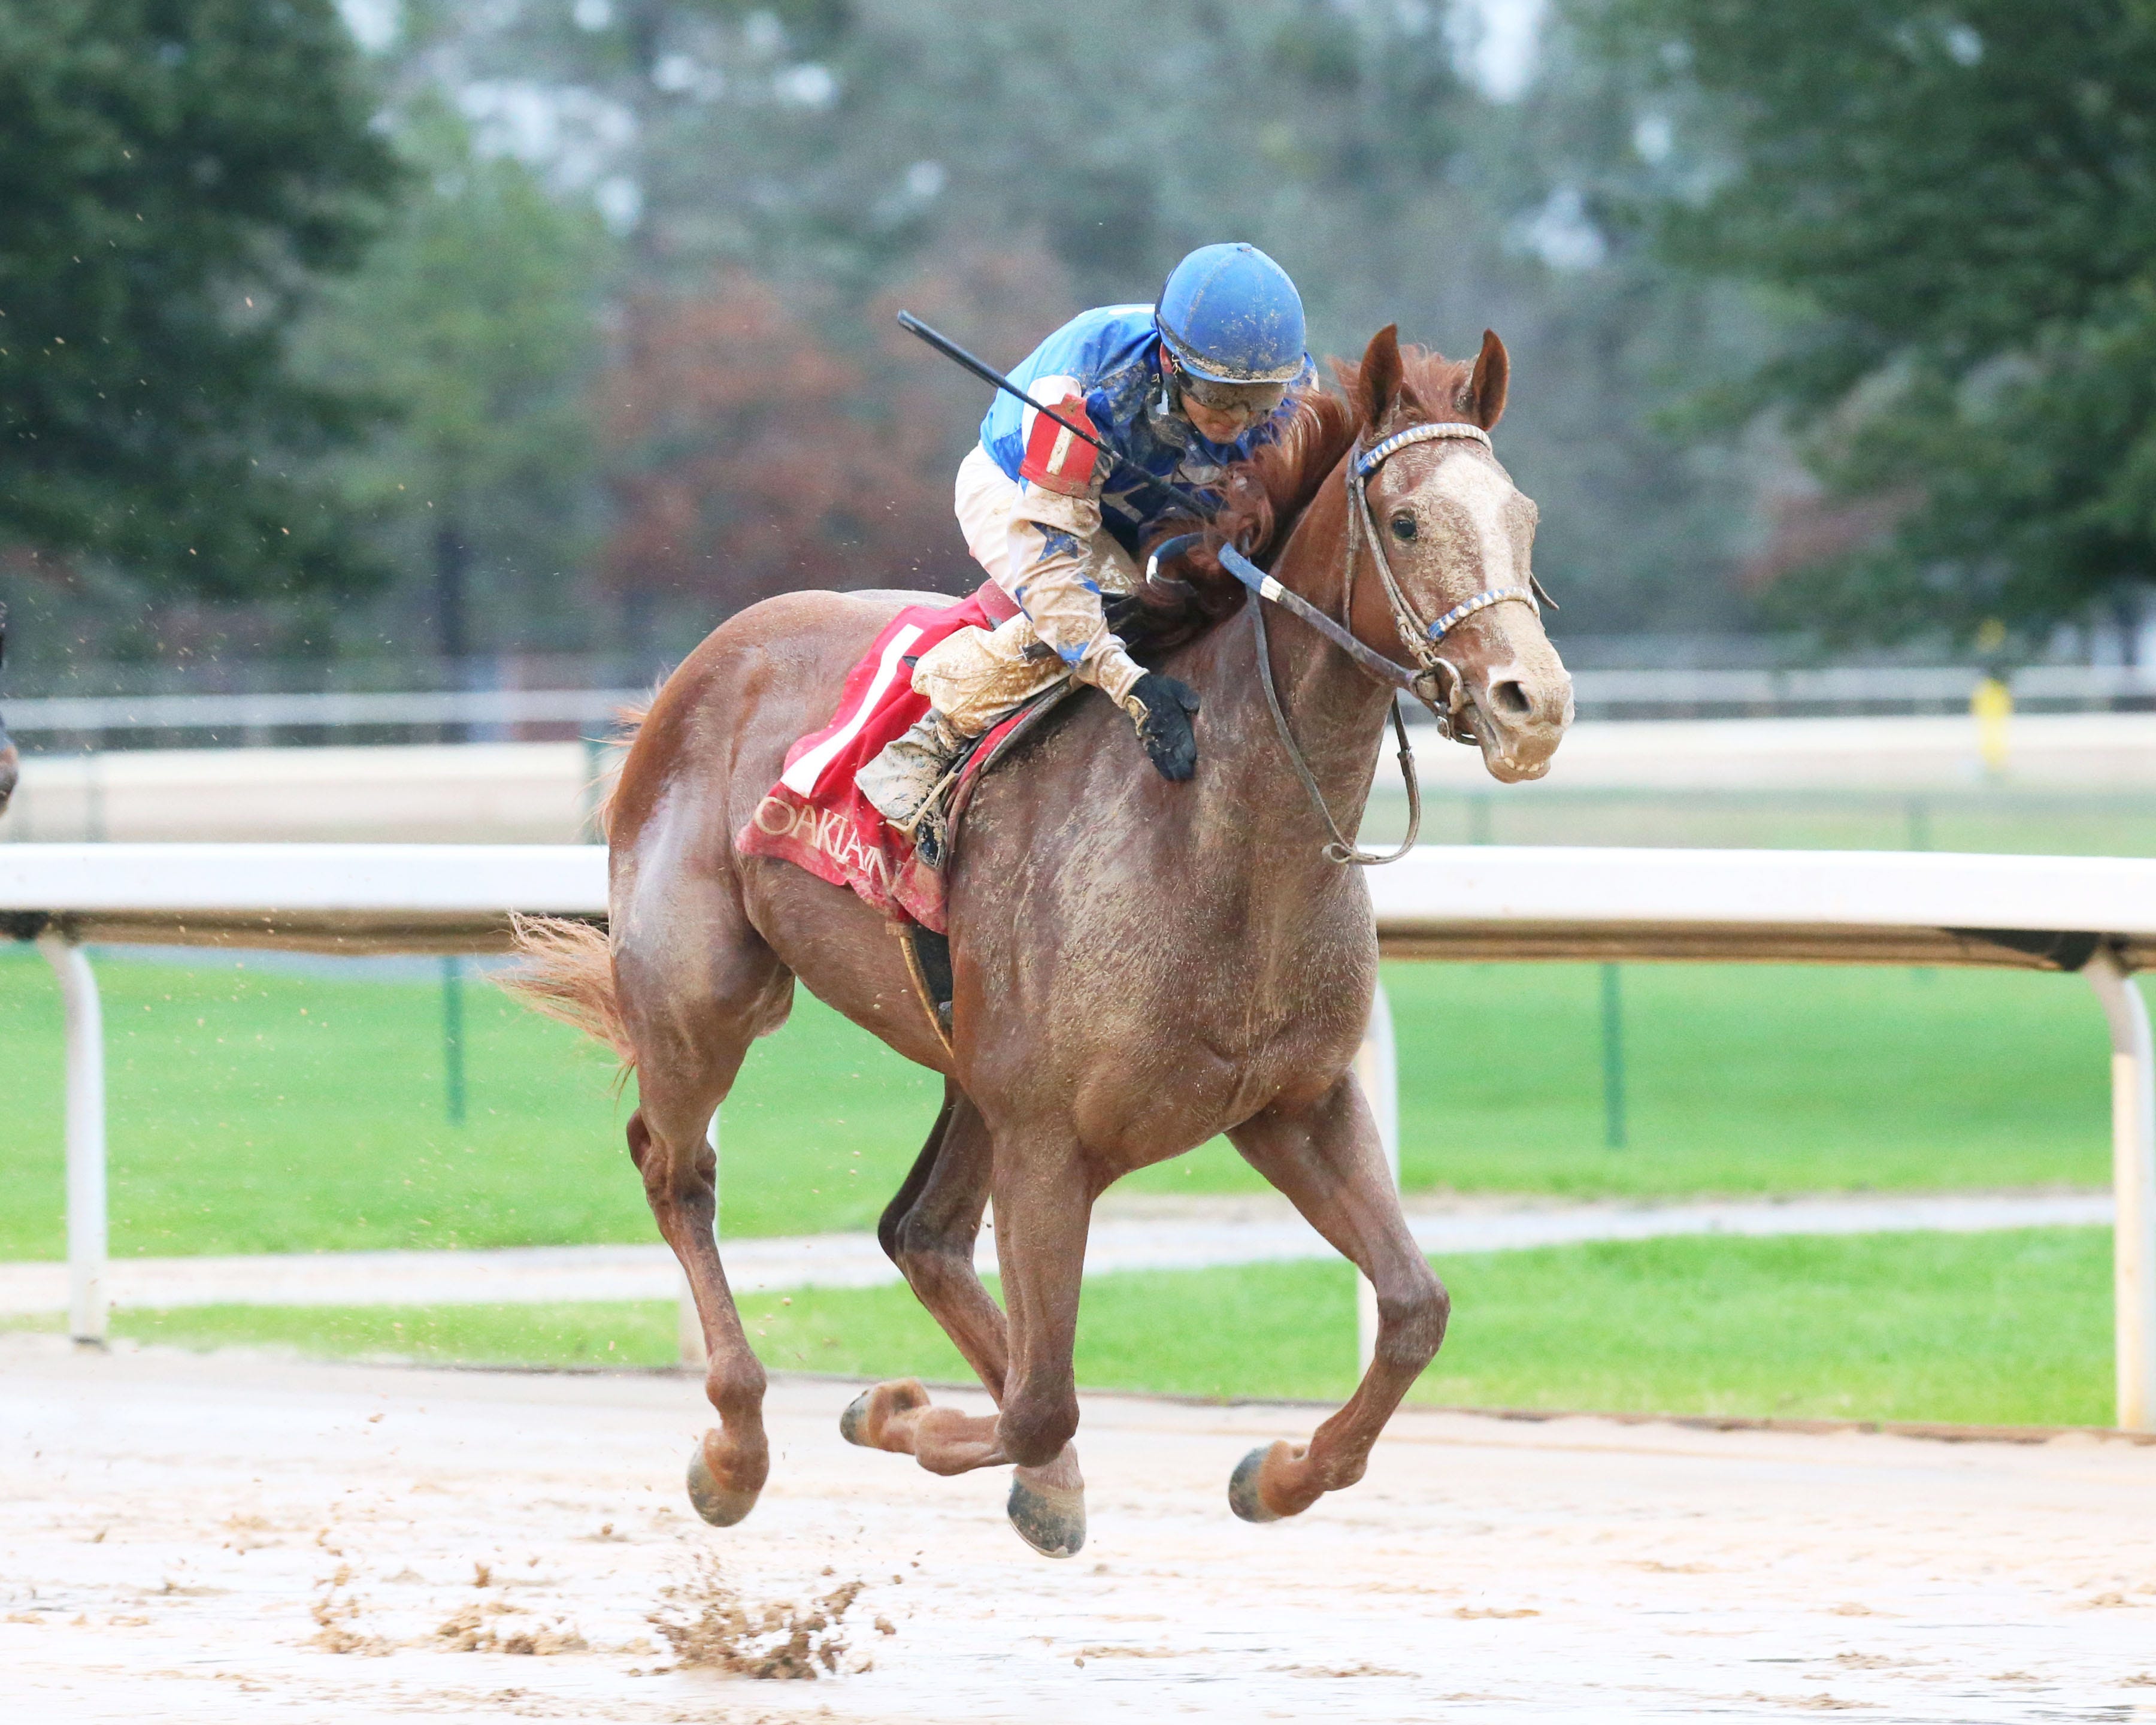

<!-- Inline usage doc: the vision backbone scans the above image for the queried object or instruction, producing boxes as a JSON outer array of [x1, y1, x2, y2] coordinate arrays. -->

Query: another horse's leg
[[838, 1087, 1088, 1557], [1224, 1078, 1448, 1522], [616, 891, 794, 1530]]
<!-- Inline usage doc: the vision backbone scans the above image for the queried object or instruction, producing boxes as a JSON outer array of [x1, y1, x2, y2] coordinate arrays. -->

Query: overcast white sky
[[1454, 0, 1548, 101]]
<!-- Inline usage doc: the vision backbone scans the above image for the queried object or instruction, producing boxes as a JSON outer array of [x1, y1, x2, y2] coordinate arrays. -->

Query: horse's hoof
[[1007, 1471, 1086, 1558], [1228, 1443, 1286, 1524], [686, 1433, 760, 1528], [839, 1378, 928, 1449]]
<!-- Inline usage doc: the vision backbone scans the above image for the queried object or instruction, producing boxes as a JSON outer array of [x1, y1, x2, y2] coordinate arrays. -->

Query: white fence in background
[[2, 687, 638, 740], [2, 842, 2152, 1430], [9, 660, 2156, 745]]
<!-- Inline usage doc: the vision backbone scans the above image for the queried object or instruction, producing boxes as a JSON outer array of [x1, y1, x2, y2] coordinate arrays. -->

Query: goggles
[[1164, 352, 1289, 424]]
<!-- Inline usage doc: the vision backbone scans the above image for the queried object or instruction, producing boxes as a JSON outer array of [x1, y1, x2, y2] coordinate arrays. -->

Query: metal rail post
[[1353, 980, 1400, 1374], [440, 955, 467, 1126], [2085, 948, 2156, 1431], [37, 933, 107, 1345], [679, 1109, 717, 1371], [1600, 962, 1628, 1149]]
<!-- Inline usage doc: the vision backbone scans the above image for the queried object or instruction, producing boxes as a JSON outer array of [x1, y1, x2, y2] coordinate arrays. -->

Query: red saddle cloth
[[734, 584, 1029, 933]]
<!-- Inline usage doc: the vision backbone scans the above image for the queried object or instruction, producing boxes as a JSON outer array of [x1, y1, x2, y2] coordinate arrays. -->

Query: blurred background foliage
[[3, 0, 2154, 677]]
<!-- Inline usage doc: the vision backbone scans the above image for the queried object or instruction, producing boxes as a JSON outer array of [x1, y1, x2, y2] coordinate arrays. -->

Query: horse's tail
[[499, 912, 637, 1079]]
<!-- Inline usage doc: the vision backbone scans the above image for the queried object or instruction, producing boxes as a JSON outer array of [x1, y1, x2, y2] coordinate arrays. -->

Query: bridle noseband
[[1149, 419, 1545, 867]]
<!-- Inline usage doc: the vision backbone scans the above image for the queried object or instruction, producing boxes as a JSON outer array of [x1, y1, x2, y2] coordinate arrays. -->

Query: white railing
[[1564, 662, 2156, 711], [8, 661, 2156, 745], [2, 688, 640, 739], [3, 842, 2151, 1430]]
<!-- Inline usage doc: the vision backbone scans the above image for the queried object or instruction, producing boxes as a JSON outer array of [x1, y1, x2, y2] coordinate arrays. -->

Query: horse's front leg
[[1225, 1077, 1448, 1522], [850, 1129, 1092, 1557]]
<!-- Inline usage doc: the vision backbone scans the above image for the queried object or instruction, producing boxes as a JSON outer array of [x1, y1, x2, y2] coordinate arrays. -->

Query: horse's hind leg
[[615, 879, 794, 1529], [871, 1081, 1009, 1388], [1225, 1078, 1448, 1523], [840, 1084, 1087, 1557]]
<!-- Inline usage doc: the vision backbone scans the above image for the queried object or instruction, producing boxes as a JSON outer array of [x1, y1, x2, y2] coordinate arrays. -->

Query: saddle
[[733, 582, 1079, 1050]]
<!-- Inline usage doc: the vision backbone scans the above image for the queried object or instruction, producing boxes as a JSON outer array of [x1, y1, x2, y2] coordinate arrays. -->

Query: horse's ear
[[1464, 328, 1509, 431], [1357, 324, 1405, 425]]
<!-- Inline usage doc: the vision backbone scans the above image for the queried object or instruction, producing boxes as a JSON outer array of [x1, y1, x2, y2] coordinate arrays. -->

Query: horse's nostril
[[1491, 679, 1532, 718]]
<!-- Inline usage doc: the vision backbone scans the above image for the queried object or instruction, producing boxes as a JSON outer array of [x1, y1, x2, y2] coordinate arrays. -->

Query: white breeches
[[915, 446, 1145, 734]]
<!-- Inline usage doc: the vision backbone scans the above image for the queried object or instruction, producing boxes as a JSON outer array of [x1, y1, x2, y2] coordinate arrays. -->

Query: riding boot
[[857, 709, 968, 830]]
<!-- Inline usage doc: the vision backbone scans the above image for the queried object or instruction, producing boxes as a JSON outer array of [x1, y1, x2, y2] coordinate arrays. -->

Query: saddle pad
[[735, 583, 1031, 933]]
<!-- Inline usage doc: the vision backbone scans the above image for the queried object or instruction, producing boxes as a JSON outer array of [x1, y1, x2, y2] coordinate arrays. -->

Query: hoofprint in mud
[[5, 1336, 2155, 1725]]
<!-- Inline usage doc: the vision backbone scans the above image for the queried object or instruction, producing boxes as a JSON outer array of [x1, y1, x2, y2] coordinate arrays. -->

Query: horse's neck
[[1191, 474, 1398, 865]]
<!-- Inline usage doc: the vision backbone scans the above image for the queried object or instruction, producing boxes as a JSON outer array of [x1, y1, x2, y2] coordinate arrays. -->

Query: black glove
[[1125, 672, 1201, 782]]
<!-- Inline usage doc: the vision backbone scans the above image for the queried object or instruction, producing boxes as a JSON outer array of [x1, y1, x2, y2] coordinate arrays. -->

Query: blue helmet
[[1154, 243, 1306, 385]]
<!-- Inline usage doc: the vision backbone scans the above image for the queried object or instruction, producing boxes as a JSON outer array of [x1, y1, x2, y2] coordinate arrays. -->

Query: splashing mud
[[435, 1601, 589, 1655], [647, 1552, 871, 1678]]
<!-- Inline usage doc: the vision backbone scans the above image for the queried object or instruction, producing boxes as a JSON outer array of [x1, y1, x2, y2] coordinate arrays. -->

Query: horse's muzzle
[[0, 729, 17, 815], [1467, 666, 1573, 784]]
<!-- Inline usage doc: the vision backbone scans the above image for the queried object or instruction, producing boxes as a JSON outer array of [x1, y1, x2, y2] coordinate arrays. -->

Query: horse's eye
[[1390, 513, 1417, 542]]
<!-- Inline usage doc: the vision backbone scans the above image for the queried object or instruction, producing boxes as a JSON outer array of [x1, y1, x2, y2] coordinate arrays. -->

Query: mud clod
[[647, 1555, 871, 1679], [434, 1602, 588, 1655], [308, 1583, 389, 1656]]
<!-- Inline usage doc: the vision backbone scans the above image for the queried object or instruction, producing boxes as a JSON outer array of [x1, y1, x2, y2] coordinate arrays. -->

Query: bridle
[[1149, 419, 1543, 867]]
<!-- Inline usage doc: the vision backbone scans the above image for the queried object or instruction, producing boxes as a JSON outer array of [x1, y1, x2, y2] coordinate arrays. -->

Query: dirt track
[[5, 1333, 2155, 1723]]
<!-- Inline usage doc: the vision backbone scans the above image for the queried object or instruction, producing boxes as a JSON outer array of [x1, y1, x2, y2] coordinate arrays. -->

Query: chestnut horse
[[508, 326, 1572, 1557]]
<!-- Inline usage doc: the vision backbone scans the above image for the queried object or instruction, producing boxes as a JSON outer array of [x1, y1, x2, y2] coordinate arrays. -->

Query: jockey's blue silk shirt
[[980, 304, 1312, 556]]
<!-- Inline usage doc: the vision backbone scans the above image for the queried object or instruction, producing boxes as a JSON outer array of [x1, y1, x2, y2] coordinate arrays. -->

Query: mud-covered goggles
[[1162, 352, 1290, 422]]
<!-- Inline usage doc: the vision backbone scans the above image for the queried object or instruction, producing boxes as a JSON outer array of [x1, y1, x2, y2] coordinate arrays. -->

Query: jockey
[[857, 242, 1311, 828]]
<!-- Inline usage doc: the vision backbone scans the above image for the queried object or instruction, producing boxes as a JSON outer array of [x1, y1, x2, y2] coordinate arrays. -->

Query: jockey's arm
[[1006, 409, 1201, 780], [1004, 484, 1146, 710]]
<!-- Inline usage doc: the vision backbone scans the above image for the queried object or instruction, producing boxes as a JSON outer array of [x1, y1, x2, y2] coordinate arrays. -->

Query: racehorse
[[507, 326, 1573, 1556], [0, 607, 17, 816]]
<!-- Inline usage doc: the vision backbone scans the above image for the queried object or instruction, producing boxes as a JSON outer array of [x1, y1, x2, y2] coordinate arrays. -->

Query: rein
[[1147, 420, 1541, 867]]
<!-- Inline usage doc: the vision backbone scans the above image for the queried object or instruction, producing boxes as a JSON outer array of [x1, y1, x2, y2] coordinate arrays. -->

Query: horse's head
[[1345, 326, 1572, 783]]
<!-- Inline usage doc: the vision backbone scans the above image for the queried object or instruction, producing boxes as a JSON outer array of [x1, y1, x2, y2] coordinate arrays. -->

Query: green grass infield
[[0, 948, 2121, 1260]]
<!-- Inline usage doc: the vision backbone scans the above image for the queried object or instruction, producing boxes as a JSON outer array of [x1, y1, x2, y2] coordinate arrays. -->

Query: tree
[[296, 101, 609, 661], [355, 0, 1769, 649], [599, 243, 1068, 631], [0, 0, 405, 599], [1576, 0, 2156, 643]]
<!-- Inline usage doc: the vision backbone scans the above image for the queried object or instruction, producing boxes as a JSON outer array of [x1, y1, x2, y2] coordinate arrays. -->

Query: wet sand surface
[[4, 1333, 2154, 1723]]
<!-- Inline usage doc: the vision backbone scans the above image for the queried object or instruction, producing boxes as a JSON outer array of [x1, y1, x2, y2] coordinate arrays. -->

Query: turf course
[[36, 1227, 2109, 1429], [0, 945, 2113, 1260]]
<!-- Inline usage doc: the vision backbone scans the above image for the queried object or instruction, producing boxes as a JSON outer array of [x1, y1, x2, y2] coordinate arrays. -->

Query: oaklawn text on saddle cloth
[[735, 586, 1032, 931]]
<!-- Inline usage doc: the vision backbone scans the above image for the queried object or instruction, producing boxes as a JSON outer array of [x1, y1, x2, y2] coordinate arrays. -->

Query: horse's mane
[[1125, 341, 1478, 654]]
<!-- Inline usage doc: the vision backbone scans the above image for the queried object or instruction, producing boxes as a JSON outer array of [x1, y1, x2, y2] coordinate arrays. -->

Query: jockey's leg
[[855, 708, 968, 829], [856, 615, 1064, 828], [858, 451, 1140, 831]]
